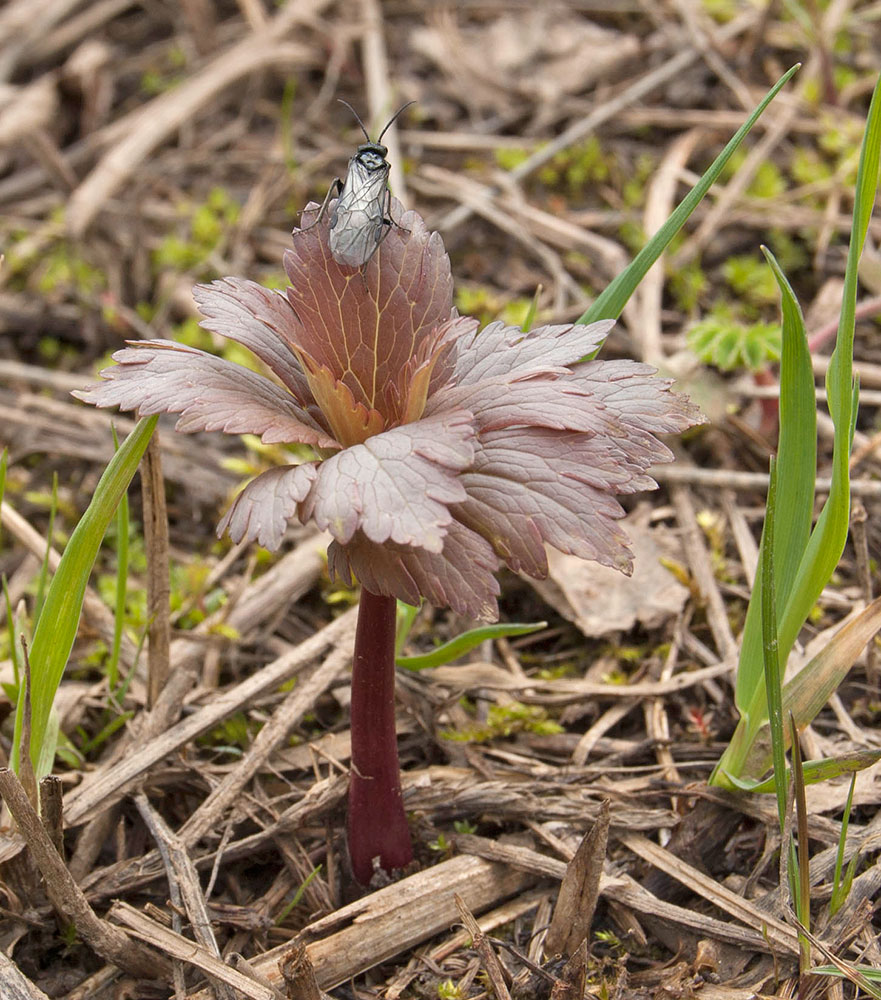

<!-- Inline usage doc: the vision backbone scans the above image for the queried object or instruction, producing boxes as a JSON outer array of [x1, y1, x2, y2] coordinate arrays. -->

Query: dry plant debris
[[1, 1, 881, 999]]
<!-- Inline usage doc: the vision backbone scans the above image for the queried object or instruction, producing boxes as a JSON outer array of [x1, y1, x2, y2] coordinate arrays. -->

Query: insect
[[303, 100, 415, 268]]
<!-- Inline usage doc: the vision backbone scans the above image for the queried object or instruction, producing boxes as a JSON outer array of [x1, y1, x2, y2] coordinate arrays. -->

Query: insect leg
[[296, 178, 343, 233], [385, 188, 410, 235]]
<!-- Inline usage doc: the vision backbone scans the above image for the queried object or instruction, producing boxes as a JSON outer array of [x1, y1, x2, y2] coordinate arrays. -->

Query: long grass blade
[[712, 72, 881, 785], [761, 457, 787, 834], [790, 715, 811, 974], [580, 65, 799, 324], [397, 621, 547, 671], [33, 472, 59, 627], [830, 772, 858, 916], [12, 416, 158, 779]]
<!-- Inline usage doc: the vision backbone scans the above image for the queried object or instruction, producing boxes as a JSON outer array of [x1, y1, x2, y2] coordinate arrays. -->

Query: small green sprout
[[688, 306, 781, 372], [437, 979, 466, 1000]]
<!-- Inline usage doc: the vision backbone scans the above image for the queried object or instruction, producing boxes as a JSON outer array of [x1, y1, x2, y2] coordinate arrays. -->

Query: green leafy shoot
[[396, 621, 546, 672], [687, 308, 781, 372], [711, 71, 881, 786], [725, 747, 881, 793], [107, 425, 130, 691], [77, 709, 135, 756], [274, 865, 321, 925], [11, 416, 158, 779], [395, 600, 421, 659], [580, 65, 800, 326], [809, 966, 881, 1000], [522, 284, 542, 333]]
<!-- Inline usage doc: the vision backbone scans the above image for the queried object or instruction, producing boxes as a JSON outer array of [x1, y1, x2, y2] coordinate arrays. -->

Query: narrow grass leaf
[[581, 65, 799, 325], [397, 621, 546, 671], [395, 600, 421, 659], [33, 472, 59, 626], [761, 457, 787, 833], [12, 415, 158, 778], [733, 251, 815, 714], [776, 74, 881, 669], [831, 772, 858, 916], [790, 715, 811, 973], [725, 748, 881, 793], [274, 865, 322, 925], [712, 73, 881, 786], [810, 967, 881, 1000], [783, 80, 879, 632]]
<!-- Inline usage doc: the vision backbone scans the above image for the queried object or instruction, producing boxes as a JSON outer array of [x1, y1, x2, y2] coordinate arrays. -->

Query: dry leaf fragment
[[544, 799, 610, 959], [537, 509, 689, 637]]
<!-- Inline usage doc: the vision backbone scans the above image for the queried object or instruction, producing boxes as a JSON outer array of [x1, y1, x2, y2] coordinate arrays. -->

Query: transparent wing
[[329, 159, 391, 267]]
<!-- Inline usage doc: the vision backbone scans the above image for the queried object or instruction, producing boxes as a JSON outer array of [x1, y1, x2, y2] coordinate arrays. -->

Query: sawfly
[[300, 100, 415, 268]]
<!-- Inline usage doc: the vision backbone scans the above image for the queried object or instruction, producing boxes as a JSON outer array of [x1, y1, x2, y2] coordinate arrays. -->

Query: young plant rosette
[[76, 200, 702, 883]]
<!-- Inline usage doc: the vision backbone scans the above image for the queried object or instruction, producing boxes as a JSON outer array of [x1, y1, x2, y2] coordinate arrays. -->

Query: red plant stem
[[347, 588, 413, 883]]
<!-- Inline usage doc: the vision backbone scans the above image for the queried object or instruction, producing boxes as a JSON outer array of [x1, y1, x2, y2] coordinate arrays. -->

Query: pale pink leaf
[[303, 410, 475, 551], [450, 320, 614, 385], [217, 463, 318, 550], [192, 277, 315, 405], [74, 340, 339, 449], [329, 519, 500, 620]]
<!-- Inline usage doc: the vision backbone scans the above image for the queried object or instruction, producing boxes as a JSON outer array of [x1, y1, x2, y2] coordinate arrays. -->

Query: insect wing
[[329, 156, 391, 267]]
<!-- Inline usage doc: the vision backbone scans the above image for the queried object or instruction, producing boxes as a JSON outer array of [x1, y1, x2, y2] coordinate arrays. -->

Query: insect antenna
[[338, 99, 370, 142], [377, 100, 416, 142]]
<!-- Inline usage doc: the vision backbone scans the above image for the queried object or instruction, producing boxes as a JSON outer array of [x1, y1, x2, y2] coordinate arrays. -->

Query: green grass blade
[[810, 967, 881, 1000], [777, 73, 880, 635], [790, 716, 811, 973], [711, 250, 816, 786], [12, 415, 158, 778], [397, 621, 546, 671], [830, 771, 858, 916], [761, 457, 787, 834], [712, 73, 881, 786], [580, 65, 799, 325], [735, 595, 881, 781], [724, 747, 881, 793], [395, 600, 421, 659]]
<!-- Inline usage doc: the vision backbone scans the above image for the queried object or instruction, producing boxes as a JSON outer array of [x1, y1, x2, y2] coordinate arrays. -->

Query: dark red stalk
[[347, 588, 413, 883]]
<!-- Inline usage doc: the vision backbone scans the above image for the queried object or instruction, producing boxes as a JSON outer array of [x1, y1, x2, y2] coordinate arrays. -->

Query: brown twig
[[454, 893, 513, 1000], [0, 950, 52, 1000], [0, 767, 170, 982]]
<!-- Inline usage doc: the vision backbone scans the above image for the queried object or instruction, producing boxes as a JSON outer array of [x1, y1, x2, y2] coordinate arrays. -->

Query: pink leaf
[[217, 463, 318, 550], [74, 340, 339, 449], [329, 519, 500, 620], [282, 199, 456, 424], [450, 320, 614, 385], [192, 277, 315, 406], [303, 410, 475, 551], [454, 427, 649, 577]]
